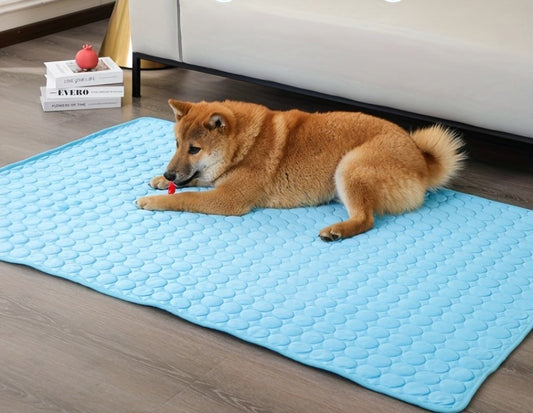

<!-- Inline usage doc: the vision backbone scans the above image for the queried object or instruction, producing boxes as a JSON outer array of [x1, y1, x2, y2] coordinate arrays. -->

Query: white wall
[[0, 0, 115, 31]]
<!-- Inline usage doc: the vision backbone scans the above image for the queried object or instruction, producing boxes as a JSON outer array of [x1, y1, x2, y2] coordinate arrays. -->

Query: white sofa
[[130, 0, 533, 142]]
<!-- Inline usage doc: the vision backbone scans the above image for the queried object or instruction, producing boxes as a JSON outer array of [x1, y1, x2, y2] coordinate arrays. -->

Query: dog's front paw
[[149, 175, 170, 190], [137, 195, 164, 210]]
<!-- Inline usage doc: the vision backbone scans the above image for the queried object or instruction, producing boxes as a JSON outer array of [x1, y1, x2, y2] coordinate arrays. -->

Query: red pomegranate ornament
[[75, 44, 99, 70]]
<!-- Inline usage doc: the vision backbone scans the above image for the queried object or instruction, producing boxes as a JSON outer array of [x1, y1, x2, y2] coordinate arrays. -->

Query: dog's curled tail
[[410, 125, 466, 189]]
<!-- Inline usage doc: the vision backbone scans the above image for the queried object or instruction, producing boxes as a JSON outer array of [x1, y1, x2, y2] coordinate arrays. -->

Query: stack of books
[[40, 56, 124, 112]]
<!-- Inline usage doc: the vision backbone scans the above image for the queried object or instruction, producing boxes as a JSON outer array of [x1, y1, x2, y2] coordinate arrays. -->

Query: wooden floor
[[0, 20, 531, 413]]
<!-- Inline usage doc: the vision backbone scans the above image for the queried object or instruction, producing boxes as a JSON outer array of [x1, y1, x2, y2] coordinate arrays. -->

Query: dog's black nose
[[164, 171, 176, 182]]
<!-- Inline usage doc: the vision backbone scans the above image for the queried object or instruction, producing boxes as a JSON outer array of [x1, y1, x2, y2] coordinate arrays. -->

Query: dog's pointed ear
[[204, 114, 227, 131], [168, 99, 192, 121]]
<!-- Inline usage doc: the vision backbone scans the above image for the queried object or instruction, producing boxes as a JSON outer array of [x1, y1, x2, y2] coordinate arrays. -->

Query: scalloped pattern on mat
[[0, 118, 531, 412]]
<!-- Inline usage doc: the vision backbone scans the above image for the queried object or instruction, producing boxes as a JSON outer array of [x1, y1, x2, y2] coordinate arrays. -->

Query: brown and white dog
[[137, 99, 465, 241]]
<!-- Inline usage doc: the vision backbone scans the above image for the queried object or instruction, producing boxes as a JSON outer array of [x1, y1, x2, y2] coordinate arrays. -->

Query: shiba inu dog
[[137, 99, 465, 241]]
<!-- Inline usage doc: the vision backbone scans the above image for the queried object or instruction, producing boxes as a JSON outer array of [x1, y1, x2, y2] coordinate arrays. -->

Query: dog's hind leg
[[318, 193, 374, 241], [319, 210, 374, 241], [318, 136, 429, 242], [319, 148, 376, 241]]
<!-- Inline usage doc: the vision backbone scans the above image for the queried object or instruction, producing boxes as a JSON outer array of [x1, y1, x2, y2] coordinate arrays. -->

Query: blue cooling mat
[[0, 118, 531, 412]]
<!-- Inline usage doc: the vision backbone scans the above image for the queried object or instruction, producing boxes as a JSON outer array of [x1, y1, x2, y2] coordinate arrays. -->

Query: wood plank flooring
[[0, 20, 531, 413]]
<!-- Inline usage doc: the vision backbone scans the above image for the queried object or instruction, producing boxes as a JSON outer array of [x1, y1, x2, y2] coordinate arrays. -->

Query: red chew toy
[[168, 181, 176, 194]]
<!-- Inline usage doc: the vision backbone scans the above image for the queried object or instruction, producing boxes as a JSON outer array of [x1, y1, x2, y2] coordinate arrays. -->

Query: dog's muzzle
[[164, 171, 199, 187], [164, 171, 176, 182], [175, 171, 200, 187]]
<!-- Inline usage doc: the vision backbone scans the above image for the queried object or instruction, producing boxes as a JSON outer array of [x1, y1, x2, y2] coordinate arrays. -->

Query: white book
[[42, 84, 124, 99], [40, 95, 121, 112], [44, 56, 123, 88]]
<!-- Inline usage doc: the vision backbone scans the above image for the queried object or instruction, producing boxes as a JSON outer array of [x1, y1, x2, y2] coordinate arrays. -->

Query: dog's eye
[[188, 146, 201, 155]]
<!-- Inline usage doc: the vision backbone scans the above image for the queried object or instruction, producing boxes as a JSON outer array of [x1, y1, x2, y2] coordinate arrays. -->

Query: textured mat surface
[[1, 118, 531, 412]]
